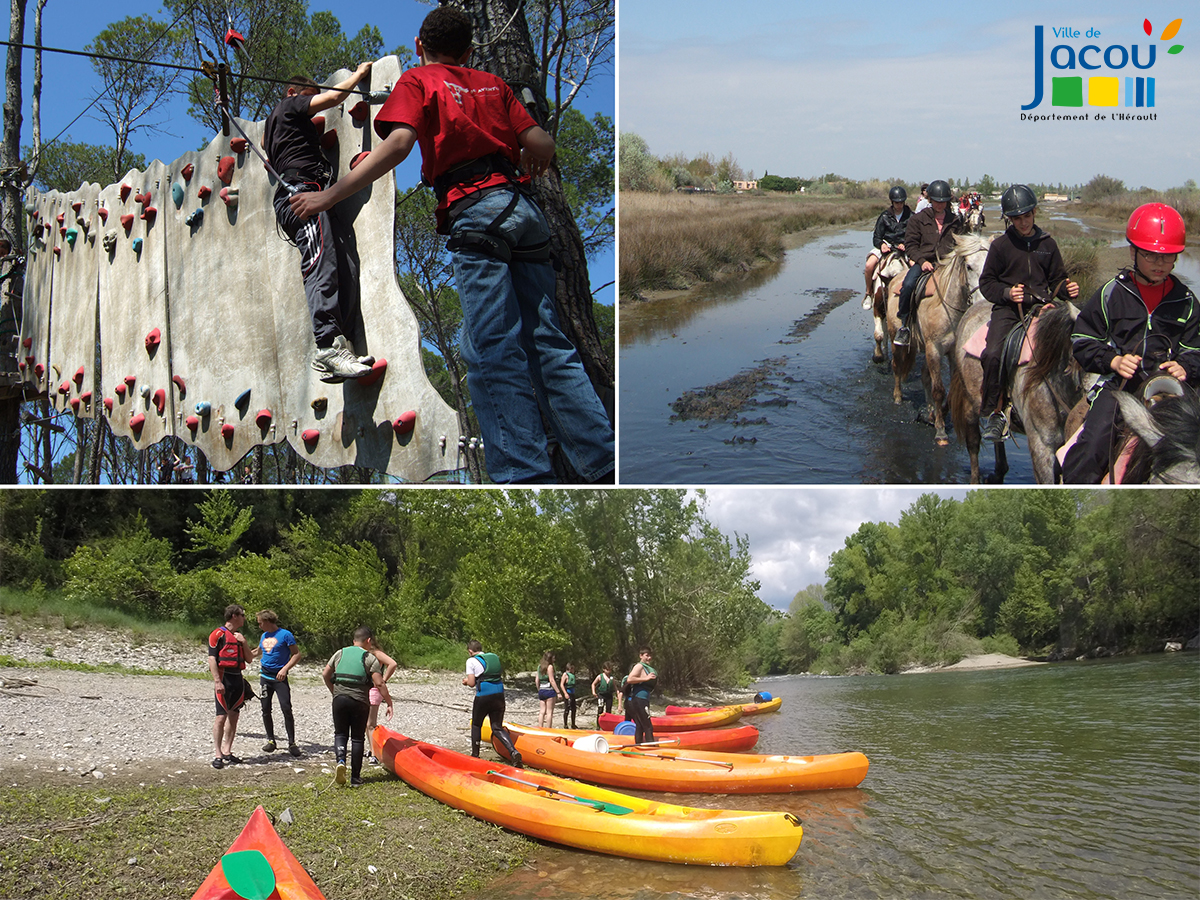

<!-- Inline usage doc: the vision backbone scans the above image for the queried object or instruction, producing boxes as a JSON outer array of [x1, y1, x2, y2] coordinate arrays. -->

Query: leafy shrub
[[1080, 174, 1125, 202], [63, 514, 175, 617]]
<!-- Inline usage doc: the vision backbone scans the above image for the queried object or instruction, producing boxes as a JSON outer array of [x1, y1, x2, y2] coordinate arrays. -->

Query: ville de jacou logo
[[1023, 18, 1183, 110]]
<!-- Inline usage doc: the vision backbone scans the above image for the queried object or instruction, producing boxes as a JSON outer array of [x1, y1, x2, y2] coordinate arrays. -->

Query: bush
[[1080, 174, 1125, 202], [63, 515, 176, 618]]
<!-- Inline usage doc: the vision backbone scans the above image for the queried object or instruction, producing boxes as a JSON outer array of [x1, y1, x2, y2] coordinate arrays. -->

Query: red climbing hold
[[120, 184, 132, 201], [103, 398, 114, 413], [221, 423, 236, 439], [255, 409, 273, 428], [17, 361, 25, 371], [73, 366, 85, 387], [152, 389, 166, 414], [70, 398, 80, 412], [59, 227, 67, 238], [114, 384, 127, 399], [53, 247, 61, 257], [311, 115, 325, 131], [34, 364, 44, 379], [97, 207, 109, 223], [217, 156, 235, 185], [349, 101, 369, 122], [120, 214, 134, 231], [358, 358, 388, 386], [230, 137, 248, 154], [80, 391, 92, 404], [320, 130, 338, 150], [22, 337, 31, 349], [198, 185, 212, 200], [56, 213, 65, 225], [301, 428, 320, 444], [58, 381, 70, 395], [392, 410, 417, 436], [72, 201, 83, 213], [185, 415, 199, 431], [124, 375, 137, 388], [350, 151, 370, 170], [130, 413, 146, 433], [182, 163, 194, 181], [145, 328, 161, 351], [140, 206, 157, 222], [172, 375, 187, 397]]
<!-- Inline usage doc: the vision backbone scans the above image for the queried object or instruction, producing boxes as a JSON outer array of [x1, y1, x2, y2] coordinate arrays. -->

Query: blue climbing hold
[[235, 389, 251, 411], [195, 401, 212, 416], [65, 228, 78, 247], [132, 238, 143, 253], [171, 182, 185, 208], [186, 208, 204, 226]]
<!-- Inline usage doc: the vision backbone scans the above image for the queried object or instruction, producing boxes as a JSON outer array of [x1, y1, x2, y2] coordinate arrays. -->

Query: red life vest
[[209, 626, 245, 670]]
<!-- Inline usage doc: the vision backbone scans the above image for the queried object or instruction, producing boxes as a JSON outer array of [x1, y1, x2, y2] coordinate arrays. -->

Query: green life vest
[[473, 652, 504, 696], [564, 672, 576, 694], [598, 673, 613, 693], [333, 646, 370, 685]]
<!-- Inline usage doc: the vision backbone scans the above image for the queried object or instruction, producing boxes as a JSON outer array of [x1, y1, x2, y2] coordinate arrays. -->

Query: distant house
[[733, 180, 759, 191], [1042, 193, 1069, 202]]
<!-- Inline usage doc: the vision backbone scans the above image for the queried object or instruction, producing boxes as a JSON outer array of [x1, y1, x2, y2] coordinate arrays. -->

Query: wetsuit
[[257, 626, 298, 747], [627, 664, 658, 745], [326, 646, 382, 780], [561, 671, 577, 729]]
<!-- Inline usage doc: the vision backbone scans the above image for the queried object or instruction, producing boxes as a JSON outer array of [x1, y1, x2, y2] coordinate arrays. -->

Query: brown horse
[[886, 233, 992, 444], [868, 250, 907, 363], [950, 301, 1084, 483]]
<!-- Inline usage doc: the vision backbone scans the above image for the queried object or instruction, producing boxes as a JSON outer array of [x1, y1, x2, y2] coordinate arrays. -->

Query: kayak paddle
[[487, 770, 634, 815], [618, 750, 734, 769]]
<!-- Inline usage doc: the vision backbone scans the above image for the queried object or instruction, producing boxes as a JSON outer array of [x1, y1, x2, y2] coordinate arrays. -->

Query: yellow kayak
[[483, 720, 761, 752], [665, 696, 783, 717], [371, 725, 803, 866], [492, 727, 869, 794]]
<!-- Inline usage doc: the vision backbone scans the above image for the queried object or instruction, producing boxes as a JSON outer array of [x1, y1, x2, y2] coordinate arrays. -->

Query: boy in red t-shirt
[[290, 7, 614, 484]]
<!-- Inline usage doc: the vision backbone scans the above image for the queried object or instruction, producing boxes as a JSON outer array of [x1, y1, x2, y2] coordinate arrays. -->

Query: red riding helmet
[[1126, 202, 1186, 253]]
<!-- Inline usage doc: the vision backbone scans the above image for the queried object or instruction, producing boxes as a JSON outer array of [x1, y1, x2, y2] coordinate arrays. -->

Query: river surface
[[618, 209, 1200, 484], [485, 652, 1200, 900]]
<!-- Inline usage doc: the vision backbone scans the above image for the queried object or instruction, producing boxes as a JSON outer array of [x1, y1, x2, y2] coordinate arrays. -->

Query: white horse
[[867, 250, 908, 363]]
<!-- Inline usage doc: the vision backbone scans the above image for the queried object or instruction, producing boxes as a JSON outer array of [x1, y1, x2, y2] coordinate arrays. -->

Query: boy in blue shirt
[[252, 610, 302, 756]]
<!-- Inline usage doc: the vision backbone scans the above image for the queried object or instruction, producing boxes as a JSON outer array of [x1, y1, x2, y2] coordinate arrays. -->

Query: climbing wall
[[19, 55, 462, 481]]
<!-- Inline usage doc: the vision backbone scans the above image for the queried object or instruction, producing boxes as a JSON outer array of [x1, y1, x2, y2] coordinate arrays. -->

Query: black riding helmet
[[927, 180, 953, 203], [889, 185, 907, 203], [1001, 184, 1037, 218]]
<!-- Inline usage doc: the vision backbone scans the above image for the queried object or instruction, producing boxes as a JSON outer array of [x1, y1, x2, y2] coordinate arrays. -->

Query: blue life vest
[[474, 652, 504, 697]]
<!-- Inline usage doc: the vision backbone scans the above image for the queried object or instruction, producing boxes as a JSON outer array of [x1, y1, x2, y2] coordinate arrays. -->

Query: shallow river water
[[486, 652, 1200, 900], [618, 210, 1200, 484]]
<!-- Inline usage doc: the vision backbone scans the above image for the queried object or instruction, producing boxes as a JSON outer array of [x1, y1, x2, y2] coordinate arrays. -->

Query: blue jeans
[[449, 188, 614, 483]]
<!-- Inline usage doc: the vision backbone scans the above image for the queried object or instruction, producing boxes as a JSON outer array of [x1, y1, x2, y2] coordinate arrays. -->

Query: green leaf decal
[[1168, 45, 1184, 54], [220, 850, 277, 900]]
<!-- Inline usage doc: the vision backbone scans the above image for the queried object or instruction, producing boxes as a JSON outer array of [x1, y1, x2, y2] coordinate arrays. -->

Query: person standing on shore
[[208, 605, 251, 769], [463, 639, 522, 767], [364, 633, 399, 765], [322, 626, 393, 787], [625, 647, 658, 745], [536, 651, 563, 728], [559, 662, 578, 729], [590, 662, 615, 728], [251, 610, 302, 757]]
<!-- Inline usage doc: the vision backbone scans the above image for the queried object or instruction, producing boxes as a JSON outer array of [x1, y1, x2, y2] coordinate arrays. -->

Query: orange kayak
[[191, 805, 325, 900], [665, 696, 783, 717], [599, 706, 742, 732], [371, 725, 803, 866], [485, 720, 760, 752], [494, 728, 869, 794]]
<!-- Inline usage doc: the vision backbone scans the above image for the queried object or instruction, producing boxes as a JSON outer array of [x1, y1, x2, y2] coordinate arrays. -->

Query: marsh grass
[[1078, 189, 1200, 236], [0, 586, 208, 645], [620, 192, 878, 298], [0, 779, 528, 900]]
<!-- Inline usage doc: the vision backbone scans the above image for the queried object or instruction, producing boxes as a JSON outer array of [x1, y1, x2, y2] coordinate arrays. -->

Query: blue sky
[[14, 1, 614, 300], [619, 0, 1199, 188]]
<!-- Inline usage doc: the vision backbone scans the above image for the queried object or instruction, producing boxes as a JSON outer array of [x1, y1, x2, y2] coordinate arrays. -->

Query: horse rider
[[976, 184, 1079, 441], [894, 180, 963, 347], [914, 184, 931, 213], [1060, 202, 1200, 482], [863, 185, 912, 309]]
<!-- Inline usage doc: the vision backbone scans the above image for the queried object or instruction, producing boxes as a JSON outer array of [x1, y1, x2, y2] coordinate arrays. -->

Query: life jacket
[[473, 652, 504, 697], [631, 664, 657, 700], [332, 646, 371, 686], [597, 673, 613, 694], [564, 672, 576, 694], [211, 626, 245, 670]]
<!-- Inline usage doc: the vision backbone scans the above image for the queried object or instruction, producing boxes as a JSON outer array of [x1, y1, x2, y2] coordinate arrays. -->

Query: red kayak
[[485, 721, 760, 752], [191, 805, 325, 899], [599, 706, 741, 733]]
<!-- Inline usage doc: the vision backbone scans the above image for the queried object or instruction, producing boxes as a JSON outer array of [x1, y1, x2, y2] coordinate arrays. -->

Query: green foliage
[[759, 174, 799, 192], [556, 108, 614, 257], [997, 563, 1058, 649], [62, 513, 176, 618], [1080, 174, 1126, 202], [184, 492, 253, 566], [26, 140, 148, 193], [618, 132, 672, 192]]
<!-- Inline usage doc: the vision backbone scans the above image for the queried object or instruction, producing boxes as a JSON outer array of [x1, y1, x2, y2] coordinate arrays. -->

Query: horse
[[867, 250, 908, 363], [886, 233, 992, 445], [949, 300, 1084, 484], [1113, 387, 1200, 483], [964, 206, 985, 234]]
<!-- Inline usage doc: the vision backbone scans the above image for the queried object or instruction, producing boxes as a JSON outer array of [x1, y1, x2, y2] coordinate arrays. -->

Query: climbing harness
[[438, 155, 552, 265]]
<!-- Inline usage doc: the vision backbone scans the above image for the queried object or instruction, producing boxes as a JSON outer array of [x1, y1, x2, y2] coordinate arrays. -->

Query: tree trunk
[[445, 0, 614, 421]]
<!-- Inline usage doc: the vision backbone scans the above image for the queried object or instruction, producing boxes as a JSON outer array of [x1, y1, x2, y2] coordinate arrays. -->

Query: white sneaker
[[343, 338, 375, 368], [313, 336, 371, 383], [335, 760, 347, 785]]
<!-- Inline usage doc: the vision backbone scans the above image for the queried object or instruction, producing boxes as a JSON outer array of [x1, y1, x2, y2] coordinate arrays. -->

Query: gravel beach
[[0, 618, 550, 788]]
